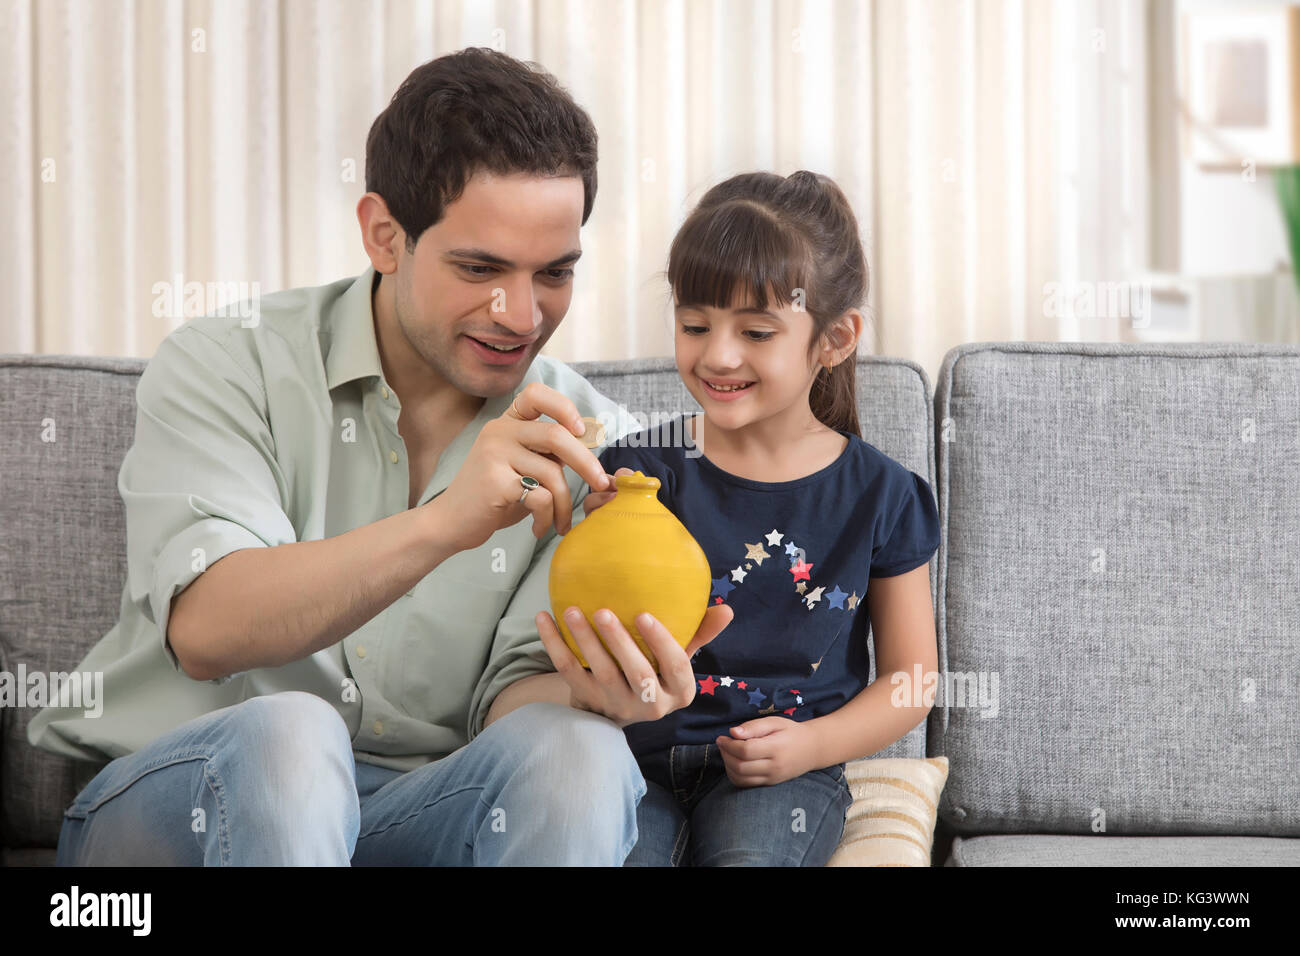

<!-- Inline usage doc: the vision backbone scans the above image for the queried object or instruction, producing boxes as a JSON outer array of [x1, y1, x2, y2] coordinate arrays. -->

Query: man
[[28, 47, 731, 865]]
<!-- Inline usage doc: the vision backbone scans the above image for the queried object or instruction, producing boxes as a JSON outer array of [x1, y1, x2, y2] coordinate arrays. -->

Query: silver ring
[[519, 475, 540, 502]]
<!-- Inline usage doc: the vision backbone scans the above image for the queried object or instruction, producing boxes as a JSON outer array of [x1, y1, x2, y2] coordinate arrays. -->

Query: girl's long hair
[[667, 170, 867, 437]]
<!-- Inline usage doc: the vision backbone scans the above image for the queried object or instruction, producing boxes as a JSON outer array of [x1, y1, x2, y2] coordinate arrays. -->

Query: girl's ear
[[821, 311, 863, 365]]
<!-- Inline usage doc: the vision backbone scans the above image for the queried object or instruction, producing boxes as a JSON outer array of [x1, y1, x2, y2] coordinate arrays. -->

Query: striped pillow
[[827, 757, 950, 867]]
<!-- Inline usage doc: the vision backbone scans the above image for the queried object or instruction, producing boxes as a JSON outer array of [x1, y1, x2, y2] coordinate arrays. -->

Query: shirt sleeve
[[465, 494, 584, 741], [869, 469, 941, 578], [123, 327, 297, 681], [465, 410, 652, 739]]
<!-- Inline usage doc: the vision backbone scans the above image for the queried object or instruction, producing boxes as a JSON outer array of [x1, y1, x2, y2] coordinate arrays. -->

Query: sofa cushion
[[2, 351, 935, 854], [0, 355, 145, 849], [946, 834, 1300, 866], [930, 342, 1300, 837], [827, 756, 949, 867]]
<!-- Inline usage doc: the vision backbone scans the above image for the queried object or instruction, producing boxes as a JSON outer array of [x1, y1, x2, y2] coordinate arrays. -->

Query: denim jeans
[[55, 692, 645, 866], [624, 742, 854, 866]]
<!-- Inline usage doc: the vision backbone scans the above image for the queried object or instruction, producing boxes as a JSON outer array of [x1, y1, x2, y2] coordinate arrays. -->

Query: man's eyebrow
[[444, 248, 583, 270]]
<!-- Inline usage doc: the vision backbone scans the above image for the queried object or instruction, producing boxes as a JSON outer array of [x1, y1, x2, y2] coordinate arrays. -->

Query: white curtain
[[0, 0, 1148, 386]]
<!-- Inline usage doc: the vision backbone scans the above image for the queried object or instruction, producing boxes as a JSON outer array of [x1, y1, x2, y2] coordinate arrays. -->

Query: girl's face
[[673, 291, 823, 432]]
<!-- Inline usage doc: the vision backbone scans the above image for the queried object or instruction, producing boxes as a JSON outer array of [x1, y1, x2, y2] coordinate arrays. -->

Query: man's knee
[[217, 692, 355, 805], [508, 702, 644, 798], [229, 691, 351, 758]]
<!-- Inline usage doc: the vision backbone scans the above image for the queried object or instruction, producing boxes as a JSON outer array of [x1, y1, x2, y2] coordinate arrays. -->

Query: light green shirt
[[27, 268, 639, 772]]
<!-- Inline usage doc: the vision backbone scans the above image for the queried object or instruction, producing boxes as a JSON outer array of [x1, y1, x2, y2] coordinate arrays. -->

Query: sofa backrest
[[929, 342, 1300, 837], [0, 355, 145, 853], [0, 351, 936, 852]]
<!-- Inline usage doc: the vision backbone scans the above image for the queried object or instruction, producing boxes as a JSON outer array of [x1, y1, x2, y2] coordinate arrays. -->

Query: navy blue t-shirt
[[598, 414, 941, 758]]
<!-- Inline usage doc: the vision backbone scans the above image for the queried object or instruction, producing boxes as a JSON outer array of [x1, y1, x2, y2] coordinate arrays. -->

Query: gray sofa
[[2, 342, 1298, 865]]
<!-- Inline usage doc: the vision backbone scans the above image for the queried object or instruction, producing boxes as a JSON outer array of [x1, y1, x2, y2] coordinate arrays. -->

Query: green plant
[[1276, 166, 1300, 290]]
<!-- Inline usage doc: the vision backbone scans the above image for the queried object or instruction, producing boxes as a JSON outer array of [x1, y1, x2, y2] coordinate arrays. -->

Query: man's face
[[391, 170, 585, 398]]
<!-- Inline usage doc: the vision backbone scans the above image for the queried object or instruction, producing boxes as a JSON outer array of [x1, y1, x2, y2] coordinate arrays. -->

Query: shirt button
[[381, 385, 390, 399], [372, 720, 384, 736], [389, 450, 398, 464], [355, 645, 366, 659]]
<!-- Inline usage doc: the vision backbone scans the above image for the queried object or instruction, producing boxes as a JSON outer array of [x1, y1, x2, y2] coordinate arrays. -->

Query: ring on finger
[[519, 475, 540, 502]]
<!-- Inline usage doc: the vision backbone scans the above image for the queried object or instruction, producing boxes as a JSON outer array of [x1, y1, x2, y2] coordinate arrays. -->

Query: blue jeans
[[624, 742, 854, 866], [55, 692, 645, 865]]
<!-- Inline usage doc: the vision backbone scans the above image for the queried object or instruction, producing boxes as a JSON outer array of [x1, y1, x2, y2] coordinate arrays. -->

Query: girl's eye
[[679, 325, 774, 342]]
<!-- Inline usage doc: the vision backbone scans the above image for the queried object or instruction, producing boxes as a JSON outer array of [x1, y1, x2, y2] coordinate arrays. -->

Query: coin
[[577, 416, 606, 448]]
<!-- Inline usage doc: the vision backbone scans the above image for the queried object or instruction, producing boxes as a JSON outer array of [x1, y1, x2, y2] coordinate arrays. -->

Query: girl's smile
[[699, 376, 756, 400]]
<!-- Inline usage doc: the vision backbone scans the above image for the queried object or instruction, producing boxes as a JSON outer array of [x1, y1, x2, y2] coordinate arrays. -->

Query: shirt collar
[[325, 268, 386, 392]]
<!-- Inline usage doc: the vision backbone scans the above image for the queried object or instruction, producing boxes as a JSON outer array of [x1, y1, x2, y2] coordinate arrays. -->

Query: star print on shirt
[[719, 676, 734, 687], [803, 585, 825, 609], [711, 575, 735, 600], [730, 566, 747, 582], [826, 585, 848, 610], [785, 541, 800, 557], [795, 581, 807, 594], [765, 529, 784, 546], [847, 591, 859, 610], [698, 675, 719, 695], [746, 687, 766, 707], [745, 542, 770, 565], [790, 560, 812, 582]]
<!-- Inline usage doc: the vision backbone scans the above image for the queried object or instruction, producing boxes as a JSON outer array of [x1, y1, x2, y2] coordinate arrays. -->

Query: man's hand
[[580, 466, 635, 513], [434, 382, 611, 551], [535, 603, 734, 728], [715, 717, 820, 787]]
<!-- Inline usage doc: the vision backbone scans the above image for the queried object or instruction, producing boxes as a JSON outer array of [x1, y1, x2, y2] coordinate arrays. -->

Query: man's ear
[[357, 192, 405, 276]]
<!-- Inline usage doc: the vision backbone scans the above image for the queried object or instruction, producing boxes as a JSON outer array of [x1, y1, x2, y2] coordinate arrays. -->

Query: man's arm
[[169, 496, 461, 682], [484, 672, 571, 726]]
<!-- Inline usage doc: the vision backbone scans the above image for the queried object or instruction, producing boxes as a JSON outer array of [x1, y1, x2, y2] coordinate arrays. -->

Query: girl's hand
[[535, 603, 734, 728], [581, 466, 636, 514], [715, 717, 820, 787]]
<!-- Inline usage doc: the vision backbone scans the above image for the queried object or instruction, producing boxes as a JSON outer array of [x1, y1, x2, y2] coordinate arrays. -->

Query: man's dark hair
[[365, 47, 599, 252]]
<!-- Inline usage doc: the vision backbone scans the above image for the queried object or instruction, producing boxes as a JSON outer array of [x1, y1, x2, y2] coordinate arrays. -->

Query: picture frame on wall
[[1182, 6, 1300, 169]]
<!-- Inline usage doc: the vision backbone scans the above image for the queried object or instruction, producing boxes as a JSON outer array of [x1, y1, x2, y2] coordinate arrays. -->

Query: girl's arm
[[806, 563, 939, 767]]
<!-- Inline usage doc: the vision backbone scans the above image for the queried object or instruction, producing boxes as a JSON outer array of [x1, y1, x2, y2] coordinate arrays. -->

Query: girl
[[571, 170, 940, 866]]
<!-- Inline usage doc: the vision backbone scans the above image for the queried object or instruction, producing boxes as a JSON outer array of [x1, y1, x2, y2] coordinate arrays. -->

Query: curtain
[[0, 0, 1148, 386]]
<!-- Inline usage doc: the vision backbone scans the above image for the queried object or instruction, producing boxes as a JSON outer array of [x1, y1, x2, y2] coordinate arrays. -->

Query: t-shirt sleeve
[[869, 469, 941, 578], [124, 327, 297, 680]]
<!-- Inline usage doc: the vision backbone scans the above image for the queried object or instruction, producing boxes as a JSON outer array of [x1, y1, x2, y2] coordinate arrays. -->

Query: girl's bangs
[[668, 202, 812, 312]]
